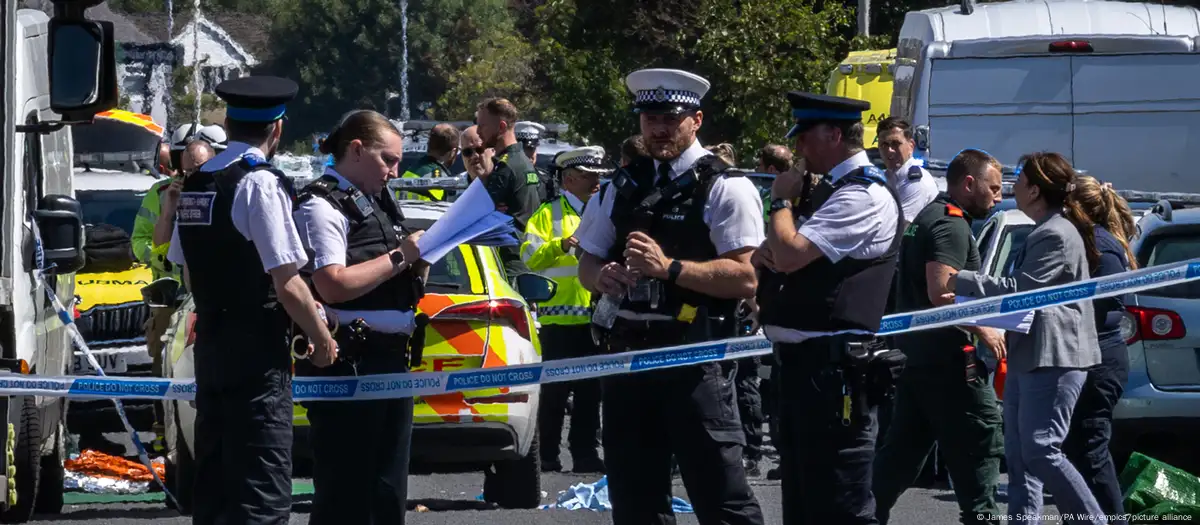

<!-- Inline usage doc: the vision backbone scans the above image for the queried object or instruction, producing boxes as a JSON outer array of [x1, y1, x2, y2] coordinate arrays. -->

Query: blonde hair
[[1069, 176, 1139, 270]]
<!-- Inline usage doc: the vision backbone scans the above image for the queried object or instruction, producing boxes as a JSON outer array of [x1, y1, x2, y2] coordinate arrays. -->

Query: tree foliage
[[693, 0, 858, 163], [266, 0, 405, 143]]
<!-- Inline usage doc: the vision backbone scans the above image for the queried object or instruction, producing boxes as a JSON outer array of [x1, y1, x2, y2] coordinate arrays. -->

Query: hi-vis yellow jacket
[[520, 194, 591, 326], [396, 156, 447, 201]]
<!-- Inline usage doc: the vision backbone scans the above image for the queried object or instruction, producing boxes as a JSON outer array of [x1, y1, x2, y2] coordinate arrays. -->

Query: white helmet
[[198, 124, 228, 151], [169, 123, 200, 151], [169, 123, 228, 151]]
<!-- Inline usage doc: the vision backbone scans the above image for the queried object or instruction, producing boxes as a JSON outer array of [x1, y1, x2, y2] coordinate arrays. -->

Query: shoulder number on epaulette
[[907, 165, 923, 181]]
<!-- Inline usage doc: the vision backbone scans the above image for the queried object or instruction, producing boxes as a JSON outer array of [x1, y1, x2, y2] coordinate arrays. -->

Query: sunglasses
[[462, 147, 488, 158]]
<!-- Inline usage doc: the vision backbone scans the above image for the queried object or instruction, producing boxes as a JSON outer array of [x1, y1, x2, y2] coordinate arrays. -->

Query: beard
[[647, 133, 691, 161]]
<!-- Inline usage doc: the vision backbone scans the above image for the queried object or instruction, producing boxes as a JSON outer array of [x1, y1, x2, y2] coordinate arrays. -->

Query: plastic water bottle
[[591, 292, 624, 329]]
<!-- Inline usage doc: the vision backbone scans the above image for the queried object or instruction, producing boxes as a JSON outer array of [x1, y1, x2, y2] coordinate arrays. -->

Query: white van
[[1, 2, 121, 522], [893, 0, 1200, 192]]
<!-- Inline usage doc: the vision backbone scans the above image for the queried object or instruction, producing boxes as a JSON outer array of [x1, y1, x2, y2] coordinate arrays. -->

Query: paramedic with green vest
[[133, 137, 214, 448], [521, 146, 608, 473], [398, 122, 459, 201]]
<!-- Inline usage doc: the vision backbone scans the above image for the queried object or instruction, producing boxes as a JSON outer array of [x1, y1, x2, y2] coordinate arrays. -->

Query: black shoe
[[743, 458, 762, 478], [766, 467, 782, 481], [542, 459, 563, 472], [572, 457, 605, 474]]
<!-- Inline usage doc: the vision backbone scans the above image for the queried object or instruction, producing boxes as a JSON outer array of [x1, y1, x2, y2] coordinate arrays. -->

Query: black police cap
[[785, 91, 870, 138], [215, 76, 299, 123]]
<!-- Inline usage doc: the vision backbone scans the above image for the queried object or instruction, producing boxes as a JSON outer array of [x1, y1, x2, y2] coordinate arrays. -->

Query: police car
[[160, 178, 555, 512], [971, 180, 1200, 475], [69, 164, 160, 442]]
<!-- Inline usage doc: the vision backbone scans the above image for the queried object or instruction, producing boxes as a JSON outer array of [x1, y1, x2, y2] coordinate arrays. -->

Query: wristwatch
[[768, 198, 793, 216], [389, 250, 405, 269], [666, 259, 683, 284]]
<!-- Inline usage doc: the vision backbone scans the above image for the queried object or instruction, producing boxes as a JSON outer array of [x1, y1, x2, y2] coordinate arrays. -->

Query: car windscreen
[[78, 189, 148, 235], [991, 224, 1034, 277], [1141, 234, 1200, 298]]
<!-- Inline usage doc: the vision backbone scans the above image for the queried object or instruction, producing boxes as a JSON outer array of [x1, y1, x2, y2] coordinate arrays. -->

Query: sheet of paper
[[415, 178, 495, 259], [420, 211, 514, 264], [955, 295, 1035, 334]]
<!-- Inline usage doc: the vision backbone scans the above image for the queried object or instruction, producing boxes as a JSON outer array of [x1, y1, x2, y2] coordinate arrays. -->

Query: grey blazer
[[956, 212, 1100, 373]]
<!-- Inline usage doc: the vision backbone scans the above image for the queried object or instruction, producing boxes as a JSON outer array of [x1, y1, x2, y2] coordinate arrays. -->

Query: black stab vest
[[758, 166, 904, 333], [296, 175, 420, 312]]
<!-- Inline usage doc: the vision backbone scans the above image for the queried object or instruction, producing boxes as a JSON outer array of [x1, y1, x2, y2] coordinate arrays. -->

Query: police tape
[[3, 257, 1199, 403]]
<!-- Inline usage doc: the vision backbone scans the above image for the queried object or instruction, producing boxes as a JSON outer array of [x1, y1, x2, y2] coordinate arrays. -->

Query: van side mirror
[[514, 273, 557, 304], [48, 18, 118, 121], [34, 195, 86, 275]]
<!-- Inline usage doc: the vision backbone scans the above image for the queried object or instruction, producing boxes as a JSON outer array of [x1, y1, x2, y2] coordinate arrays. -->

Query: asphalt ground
[[37, 423, 1071, 525]]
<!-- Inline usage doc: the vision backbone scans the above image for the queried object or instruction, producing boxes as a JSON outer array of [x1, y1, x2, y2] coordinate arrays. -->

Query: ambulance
[[825, 48, 898, 149]]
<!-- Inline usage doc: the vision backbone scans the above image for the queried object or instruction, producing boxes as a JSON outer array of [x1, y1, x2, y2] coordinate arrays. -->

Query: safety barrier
[[4, 257, 1199, 403]]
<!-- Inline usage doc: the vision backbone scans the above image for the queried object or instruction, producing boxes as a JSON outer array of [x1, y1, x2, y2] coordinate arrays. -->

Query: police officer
[[515, 121, 556, 202], [477, 99, 542, 275], [398, 122, 458, 202], [167, 76, 337, 525], [876, 117, 938, 225], [576, 68, 765, 525], [872, 149, 1007, 525], [521, 146, 608, 474], [753, 92, 905, 525], [294, 109, 428, 524]]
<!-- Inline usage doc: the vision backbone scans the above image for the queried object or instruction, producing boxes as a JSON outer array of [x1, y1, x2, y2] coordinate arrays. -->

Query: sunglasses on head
[[462, 147, 488, 158]]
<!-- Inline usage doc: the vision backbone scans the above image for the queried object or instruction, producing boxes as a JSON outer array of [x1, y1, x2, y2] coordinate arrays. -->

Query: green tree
[[693, 0, 860, 162], [266, 0, 405, 142], [434, 31, 540, 120]]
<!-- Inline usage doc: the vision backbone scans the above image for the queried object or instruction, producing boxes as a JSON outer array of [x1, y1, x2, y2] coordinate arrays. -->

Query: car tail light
[[1124, 306, 1186, 345], [1049, 40, 1092, 53], [436, 299, 532, 340]]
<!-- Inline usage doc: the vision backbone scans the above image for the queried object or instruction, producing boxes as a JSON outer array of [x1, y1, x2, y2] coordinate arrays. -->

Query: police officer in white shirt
[[575, 68, 765, 525], [753, 92, 905, 525], [292, 109, 428, 524], [876, 117, 938, 224], [167, 75, 335, 524]]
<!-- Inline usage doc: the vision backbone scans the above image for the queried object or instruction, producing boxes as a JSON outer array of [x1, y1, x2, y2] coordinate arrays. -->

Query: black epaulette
[[298, 175, 369, 222], [907, 165, 923, 181]]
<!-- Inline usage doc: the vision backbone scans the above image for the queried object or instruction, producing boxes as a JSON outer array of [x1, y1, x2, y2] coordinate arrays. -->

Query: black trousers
[[538, 324, 602, 465], [1063, 341, 1130, 525], [735, 357, 765, 461], [602, 330, 764, 525], [776, 337, 879, 525], [192, 317, 293, 525], [304, 351, 414, 525]]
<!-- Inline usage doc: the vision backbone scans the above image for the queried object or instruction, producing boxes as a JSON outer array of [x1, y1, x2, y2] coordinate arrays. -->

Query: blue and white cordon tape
[[5, 257, 1200, 403]]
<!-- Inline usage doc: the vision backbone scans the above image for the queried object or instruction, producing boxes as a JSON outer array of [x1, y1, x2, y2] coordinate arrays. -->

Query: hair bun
[[317, 134, 335, 156]]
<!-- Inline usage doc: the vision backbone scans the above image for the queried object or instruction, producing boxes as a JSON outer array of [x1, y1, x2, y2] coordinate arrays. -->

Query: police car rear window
[[425, 248, 475, 293], [1142, 235, 1200, 298]]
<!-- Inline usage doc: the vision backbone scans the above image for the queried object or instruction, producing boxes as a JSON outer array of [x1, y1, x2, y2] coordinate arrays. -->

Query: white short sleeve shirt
[[574, 140, 765, 259], [888, 156, 939, 223], [167, 142, 309, 273]]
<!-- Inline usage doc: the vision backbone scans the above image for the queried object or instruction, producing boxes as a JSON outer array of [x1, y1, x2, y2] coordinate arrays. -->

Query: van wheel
[[33, 423, 63, 515], [164, 408, 195, 515], [1, 397, 43, 523], [482, 428, 541, 509]]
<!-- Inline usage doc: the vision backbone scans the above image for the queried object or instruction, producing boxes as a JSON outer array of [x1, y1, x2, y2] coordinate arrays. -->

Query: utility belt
[[780, 336, 907, 426], [291, 309, 430, 375], [597, 303, 736, 352]]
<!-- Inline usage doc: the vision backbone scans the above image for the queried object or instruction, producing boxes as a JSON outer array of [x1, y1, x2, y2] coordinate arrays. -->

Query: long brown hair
[[1069, 176, 1139, 270], [1021, 152, 1100, 270]]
